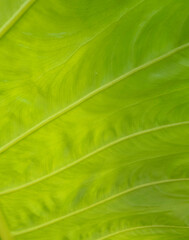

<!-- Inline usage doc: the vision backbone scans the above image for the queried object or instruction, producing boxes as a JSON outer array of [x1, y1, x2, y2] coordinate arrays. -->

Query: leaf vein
[[0, 42, 188, 156], [0, 0, 36, 38], [98, 225, 189, 240], [1, 121, 189, 196], [13, 178, 189, 236]]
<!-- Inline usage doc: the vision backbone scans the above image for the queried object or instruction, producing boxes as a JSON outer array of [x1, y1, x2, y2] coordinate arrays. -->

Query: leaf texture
[[0, 0, 189, 239]]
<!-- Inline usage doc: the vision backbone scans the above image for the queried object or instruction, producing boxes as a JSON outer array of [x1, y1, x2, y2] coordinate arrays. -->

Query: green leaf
[[0, 0, 189, 239]]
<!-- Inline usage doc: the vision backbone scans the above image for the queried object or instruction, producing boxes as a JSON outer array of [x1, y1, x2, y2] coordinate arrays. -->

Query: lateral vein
[[0, 0, 145, 155], [0, 42, 188, 156], [98, 225, 189, 240], [0, 121, 189, 196], [0, 0, 36, 38], [13, 178, 189, 236]]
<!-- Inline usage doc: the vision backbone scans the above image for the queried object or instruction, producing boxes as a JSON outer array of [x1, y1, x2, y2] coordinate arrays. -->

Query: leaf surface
[[0, 0, 189, 239]]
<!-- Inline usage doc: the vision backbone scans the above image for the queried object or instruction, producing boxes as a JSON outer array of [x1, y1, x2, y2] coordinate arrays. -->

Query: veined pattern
[[0, 0, 189, 239]]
